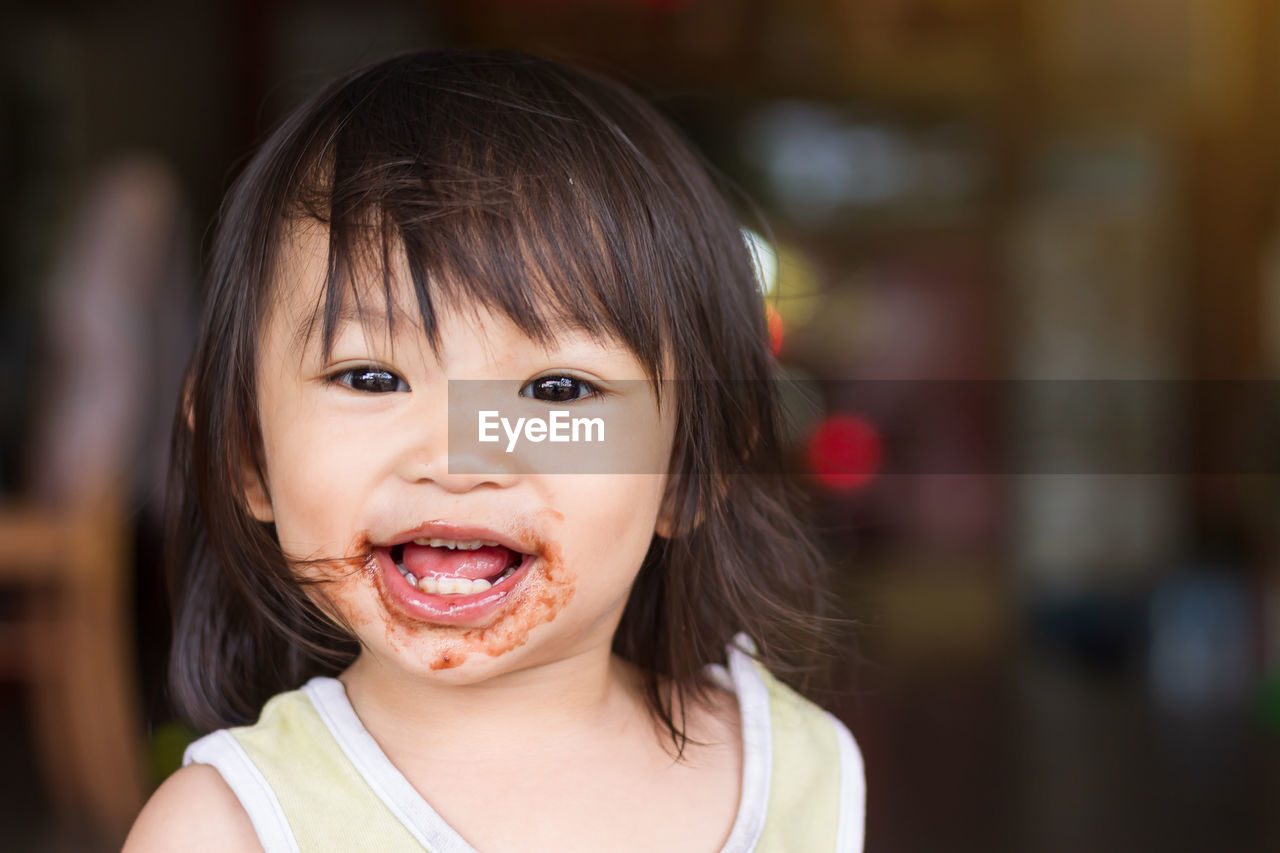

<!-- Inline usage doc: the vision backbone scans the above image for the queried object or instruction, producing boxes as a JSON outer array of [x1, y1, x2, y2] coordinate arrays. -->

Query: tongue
[[401, 544, 514, 581]]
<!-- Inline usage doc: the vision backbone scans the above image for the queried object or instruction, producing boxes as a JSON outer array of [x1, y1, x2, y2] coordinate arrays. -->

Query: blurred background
[[3, 0, 1280, 850]]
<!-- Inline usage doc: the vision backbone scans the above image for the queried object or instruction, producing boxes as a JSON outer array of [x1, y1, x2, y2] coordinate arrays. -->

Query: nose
[[399, 449, 520, 493], [393, 386, 520, 493]]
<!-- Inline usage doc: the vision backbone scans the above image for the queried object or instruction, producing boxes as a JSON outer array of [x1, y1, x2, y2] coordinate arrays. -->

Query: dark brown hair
[[169, 49, 833, 753]]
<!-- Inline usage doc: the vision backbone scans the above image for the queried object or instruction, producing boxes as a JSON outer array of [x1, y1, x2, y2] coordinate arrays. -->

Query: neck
[[338, 641, 645, 760]]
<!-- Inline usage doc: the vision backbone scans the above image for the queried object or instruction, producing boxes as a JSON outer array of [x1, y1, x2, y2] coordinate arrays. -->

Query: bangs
[[273, 51, 689, 382]]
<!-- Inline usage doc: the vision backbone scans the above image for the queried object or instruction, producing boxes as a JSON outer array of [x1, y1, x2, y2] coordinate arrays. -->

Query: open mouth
[[388, 538, 528, 597]]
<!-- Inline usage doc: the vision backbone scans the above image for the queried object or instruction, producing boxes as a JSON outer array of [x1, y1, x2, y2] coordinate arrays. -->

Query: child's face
[[247, 224, 677, 683]]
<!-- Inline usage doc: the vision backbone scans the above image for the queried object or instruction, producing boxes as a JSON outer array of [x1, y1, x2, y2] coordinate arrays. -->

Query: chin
[[365, 612, 545, 681]]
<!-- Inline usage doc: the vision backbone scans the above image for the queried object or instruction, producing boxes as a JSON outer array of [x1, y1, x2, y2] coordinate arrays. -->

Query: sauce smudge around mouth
[[417, 532, 573, 670], [290, 512, 576, 671]]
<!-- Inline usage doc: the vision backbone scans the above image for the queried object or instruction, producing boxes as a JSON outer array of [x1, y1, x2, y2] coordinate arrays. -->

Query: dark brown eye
[[520, 375, 602, 403], [331, 367, 409, 393]]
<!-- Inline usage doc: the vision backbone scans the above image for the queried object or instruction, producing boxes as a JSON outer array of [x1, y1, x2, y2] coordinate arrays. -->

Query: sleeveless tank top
[[184, 636, 864, 852]]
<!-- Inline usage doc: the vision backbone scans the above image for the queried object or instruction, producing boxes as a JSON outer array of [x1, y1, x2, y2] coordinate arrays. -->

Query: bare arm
[[123, 764, 263, 853]]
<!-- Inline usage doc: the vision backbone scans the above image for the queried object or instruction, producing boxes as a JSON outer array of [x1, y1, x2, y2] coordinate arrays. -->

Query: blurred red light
[[766, 302, 784, 355], [807, 414, 881, 491]]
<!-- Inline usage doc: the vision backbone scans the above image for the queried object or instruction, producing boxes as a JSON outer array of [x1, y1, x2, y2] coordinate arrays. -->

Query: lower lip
[[374, 547, 534, 626]]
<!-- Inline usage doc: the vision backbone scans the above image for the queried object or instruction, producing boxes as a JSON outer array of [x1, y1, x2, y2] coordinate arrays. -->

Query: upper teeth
[[413, 538, 500, 550]]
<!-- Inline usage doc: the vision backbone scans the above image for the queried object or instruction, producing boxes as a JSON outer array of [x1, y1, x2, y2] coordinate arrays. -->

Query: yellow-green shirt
[[184, 637, 864, 851]]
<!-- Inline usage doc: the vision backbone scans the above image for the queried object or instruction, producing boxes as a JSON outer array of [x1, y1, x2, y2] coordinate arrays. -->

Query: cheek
[[547, 475, 666, 605], [262, 426, 372, 558], [292, 548, 380, 629], [578, 482, 669, 551]]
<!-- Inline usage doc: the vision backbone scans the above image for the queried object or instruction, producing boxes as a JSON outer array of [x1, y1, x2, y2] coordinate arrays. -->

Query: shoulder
[[748, 658, 864, 784], [744, 659, 865, 852], [725, 639, 852, 746], [123, 763, 262, 853], [717, 636, 865, 846]]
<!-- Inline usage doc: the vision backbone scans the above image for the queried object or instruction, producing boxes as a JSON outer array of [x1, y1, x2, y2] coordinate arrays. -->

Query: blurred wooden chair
[[0, 157, 190, 843]]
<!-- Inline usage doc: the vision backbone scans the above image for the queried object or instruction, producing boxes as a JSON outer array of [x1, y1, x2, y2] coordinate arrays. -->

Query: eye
[[329, 367, 409, 394], [519, 374, 604, 403]]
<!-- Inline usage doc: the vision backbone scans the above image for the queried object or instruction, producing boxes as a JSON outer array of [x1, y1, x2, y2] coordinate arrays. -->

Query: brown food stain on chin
[[422, 526, 574, 670]]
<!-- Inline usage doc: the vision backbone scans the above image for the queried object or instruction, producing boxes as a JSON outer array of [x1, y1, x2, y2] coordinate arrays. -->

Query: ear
[[241, 456, 274, 523], [194, 374, 274, 522]]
